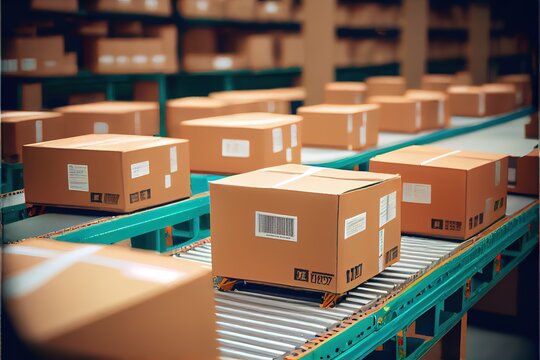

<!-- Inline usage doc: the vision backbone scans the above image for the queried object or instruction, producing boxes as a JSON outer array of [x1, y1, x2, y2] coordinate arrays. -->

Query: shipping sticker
[[256, 211, 297, 242], [272, 127, 283, 153], [360, 112, 367, 146], [495, 160, 501, 186], [344, 212, 366, 239], [165, 174, 171, 188], [131, 161, 150, 179], [94, 122, 109, 134], [387, 191, 396, 222], [379, 195, 388, 227], [67, 164, 89, 192], [222, 139, 250, 158], [347, 114, 353, 133], [35, 120, 43, 142], [402, 183, 431, 204], [291, 124, 298, 147], [286, 148, 292, 163], [170, 146, 178, 173]]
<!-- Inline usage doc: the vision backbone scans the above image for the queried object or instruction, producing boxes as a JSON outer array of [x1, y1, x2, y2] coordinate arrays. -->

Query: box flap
[[367, 95, 416, 104], [447, 86, 482, 94], [298, 104, 379, 114], [366, 76, 405, 84], [482, 83, 516, 94], [371, 145, 507, 170], [210, 87, 305, 102], [180, 112, 302, 129], [167, 97, 228, 109], [325, 82, 367, 91], [421, 74, 454, 83], [55, 101, 158, 114], [405, 90, 447, 101], [24, 134, 187, 152], [1, 111, 62, 123], [212, 164, 398, 195]]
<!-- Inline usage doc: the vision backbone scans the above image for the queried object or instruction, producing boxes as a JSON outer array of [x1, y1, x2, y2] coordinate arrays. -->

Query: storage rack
[[2, 108, 537, 359]]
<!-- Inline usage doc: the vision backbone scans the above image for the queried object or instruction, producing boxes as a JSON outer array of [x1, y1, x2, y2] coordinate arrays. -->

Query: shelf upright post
[[223, 74, 235, 91], [468, 3, 490, 84], [105, 79, 116, 100], [401, 0, 428, 89], [158, 74, 167, 136]]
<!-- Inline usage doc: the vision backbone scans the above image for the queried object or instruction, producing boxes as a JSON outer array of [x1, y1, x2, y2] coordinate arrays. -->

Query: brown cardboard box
[[352, 39, 378, 66], [507, 149, 539, 196], [335, 39, 352, 67], [324, 82, 367, 104], [421, 74, 455, 92], [366, 76, 406, 97], [497, 74, 532, 106], [88, 0, 172, 16], [367, 96, 423, 133], [183, 28, 217, 54], [178, 0, 224, 18], [298, 104, 379, 150], [24, 134, 190, 212], [242, 34, 276, 70], [180, 112, 302, 174], [134, 80, 160, 101], [448, 84, 517, 117], [277, 33, 304, 68], [335, 4, 351, 26], [56, 101, 160, 137], [224, 0, 256, 20], [68, 92, 107, 105], [256, 0, 291, 21], [525, 113, 538, 139], [112, 21, 144, 36], [4, 238, 218, 359], [405, 89, 450, 129], [77, 20, 109, 36], [144, 25, 179, 73], [31, 0, 78, 12], [453, 71, 472, 86], [21, 83, 42, 111], [210, 87, 305, 113], [183, 53, 246, 72], [1, 111, 65, 163], [210, 164, 402, 294], [370, 145, 508, 239]]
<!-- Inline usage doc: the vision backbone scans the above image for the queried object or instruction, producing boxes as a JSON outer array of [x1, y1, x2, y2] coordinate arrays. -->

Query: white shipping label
[[344, 212, 366, 239], [165, 174, 171, 188], [255, 211, 297, 242], [495, 160, 501, 186], [35, 120, 43, 142], [21, 58, 37, 71], [67, 164, 89, 192], [196, 0, 209, 11], [508, 167, 516, 183], [415, 101, 421, 129], [265, 1, 279, 13], [437, 100, 445, 126], [170, 146, 178, 173], [133, 55, 148, 64], [131, 161, 150, 179], [116, 55, 129, 65], [286, 148, 292, 162], [134, 112, 141, 134], [379, 195, 388, 227], [360, 112, 367, 146], [145, 0, 158, 8], [378, 229, 385, 271], [403, 183, 431, 204], [347, 114, 353, 133], [99, 55, 114, 64], [379, 256, 384, 272], [478, 93, 486, 116], [291, 124, 298, 147], [222, 139, 250, 158], [152, 54, 166, 64], [214, 56, 233, 70], [272, 128, 283, 153], [94, 122, 109, 134], [387, 191, 397, 222], [485, 198, 492, 224]]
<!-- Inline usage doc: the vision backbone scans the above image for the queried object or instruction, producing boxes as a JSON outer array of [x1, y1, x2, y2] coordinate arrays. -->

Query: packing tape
[[272, 167, 323, 188], [420, 150, 461, 166]]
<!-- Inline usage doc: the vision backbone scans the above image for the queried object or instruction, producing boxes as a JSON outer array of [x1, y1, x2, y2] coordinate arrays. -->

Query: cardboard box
[[298, 104, 379, 150], [370, 145, 508, 239], [68, 92, 107, 105], [209, 88, 303, 114], [144, 25, 179, 73], [24, 134, 190, 212], [242, 34, 276, 70], [405, 89, 450, 129], [210, 164, 402, 294], [448, 84, 517, 117], [335, 40, 352, 67], [497, 74, 532, 106], [224, 0, 256, 20], [4, 238, 218, 359], [525, 113, 538, 139], [324, 82, 367, 104], [367, 96, 424, 133], [30, 0, 78, 12], [183, 28, 217, 54], [180, 112, 302, 174], [351, 39, 377, 66], [256, 0, 291, 21], [366, 76, 406, 97], [21, 83, 42, 111], [178, 0, 224, 18], [183, 53, 246, 72], [77, 20, 109, 36], [56, 101, 160, 137], [277, 33, 304, 68], [421, 74, 455, 92], [112, 21, 144, 36], [1, 111, 65, 163], [134, 80, 160, 101], [453, 71, 472, 86], [335, 4, 351, 26], [88, 0, 172, 16], [508, 149, 539, 196]]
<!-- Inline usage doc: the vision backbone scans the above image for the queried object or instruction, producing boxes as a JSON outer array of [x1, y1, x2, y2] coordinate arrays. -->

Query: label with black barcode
[[67, 164, 89, 192], [344, 212, 366, 239], [255, 211, 297, 242]]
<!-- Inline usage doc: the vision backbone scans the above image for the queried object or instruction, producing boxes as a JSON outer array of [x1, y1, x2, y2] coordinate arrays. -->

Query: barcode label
[[67, 164, 89, 192], [255, 211, 297, 242], [344, 212, 366, 239], [403, 183, 431, 204], [272, 128, 283, 153], [131, 161, 150, 179]]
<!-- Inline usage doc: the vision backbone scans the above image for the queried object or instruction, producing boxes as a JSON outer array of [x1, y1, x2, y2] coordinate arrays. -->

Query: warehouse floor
[[467, 326, 538, 359]]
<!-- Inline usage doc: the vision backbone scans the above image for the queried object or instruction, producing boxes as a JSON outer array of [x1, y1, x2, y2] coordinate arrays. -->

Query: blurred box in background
[[178, 0, 224, 18], [88, 0, 172, 16]]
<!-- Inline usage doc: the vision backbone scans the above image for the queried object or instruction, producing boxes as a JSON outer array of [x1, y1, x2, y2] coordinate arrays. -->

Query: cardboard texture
[[3, 238, 218, 359], [497, 74, 532, 106], [370, 145, 508, 239], [507, 149, 539, 196], [183, 28, 217, 54], [366, 76, 407, 97], [256, 0, 292, 21], [68, 92, 106, 105], [448, 84, 517, 117], [180, 112, 302, 174], [30, 0, 78, 12], [112, 21, 144, 37], [24, 134, 190, 212], [367, 96, 423, 133], [297, 104, 379, 150], [453, 71, 472, 85], [525, 113, 538, 139], [324, 82, 367, 104], [183, 53, 246, 72], [2, 111, 65, 163], [405, 89, 450, 129], [21, 83, 42, 111], [224, 0, 256, 20], [210, 164, 402, 294], [420, 74, 455, 92], [133, 81, 160, 101], [76, 20, 109, 36], [277, 33, 304, 68], [242, 34, 276, 70], [166, 96, 267, 137], [88, 0, 172, 16], [56, 101, 159, 137], [178, 0, 224, 18], [334, 40, 352, 67], [209, 88, 305, 114]]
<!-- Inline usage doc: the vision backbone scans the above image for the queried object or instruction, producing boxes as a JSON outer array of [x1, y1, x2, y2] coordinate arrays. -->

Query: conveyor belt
[[175, 195, 535, 360]]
